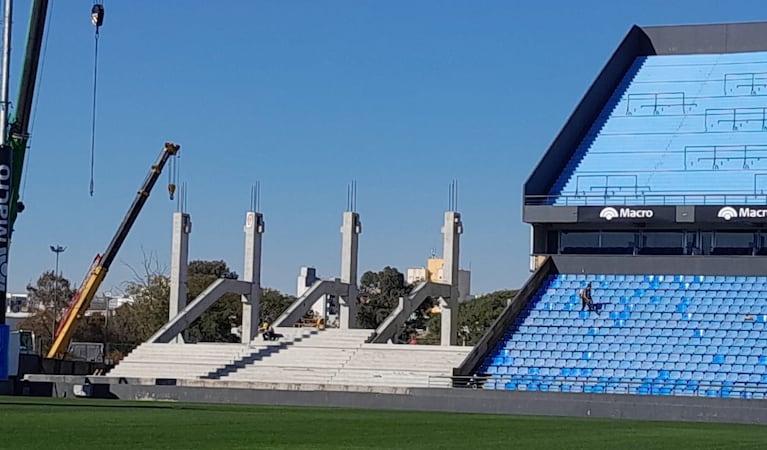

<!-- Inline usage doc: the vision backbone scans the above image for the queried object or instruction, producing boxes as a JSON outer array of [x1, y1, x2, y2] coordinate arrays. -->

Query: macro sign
[[700, 206, 767, 222], [577, 206, 676, 223]]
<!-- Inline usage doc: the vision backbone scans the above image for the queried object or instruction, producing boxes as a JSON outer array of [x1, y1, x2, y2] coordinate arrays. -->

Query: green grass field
[[1, 397, 766, 449]]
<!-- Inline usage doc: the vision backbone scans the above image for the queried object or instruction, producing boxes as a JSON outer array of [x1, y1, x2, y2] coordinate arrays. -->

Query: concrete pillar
[[440, 297, 459, 346], [168, 212, 191, 343], [440, 211, 462, 346], [339, 211, 361, 329], [241, 211, 264, 344]]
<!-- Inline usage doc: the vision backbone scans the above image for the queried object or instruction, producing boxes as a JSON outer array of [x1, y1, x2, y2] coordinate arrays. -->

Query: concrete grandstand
[[457, 21, 767, 400]]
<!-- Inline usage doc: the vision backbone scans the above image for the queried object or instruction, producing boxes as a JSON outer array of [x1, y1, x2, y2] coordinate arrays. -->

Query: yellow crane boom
[[47, 142, 180, 359]]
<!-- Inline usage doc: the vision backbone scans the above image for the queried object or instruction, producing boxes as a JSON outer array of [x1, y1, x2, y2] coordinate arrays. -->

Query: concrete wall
[[644, 21, 767, 55], [30, 377, 767, 425]]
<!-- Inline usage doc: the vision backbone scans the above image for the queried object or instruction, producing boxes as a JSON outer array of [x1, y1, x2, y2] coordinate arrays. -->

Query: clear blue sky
[[6, 0, 766, 297]]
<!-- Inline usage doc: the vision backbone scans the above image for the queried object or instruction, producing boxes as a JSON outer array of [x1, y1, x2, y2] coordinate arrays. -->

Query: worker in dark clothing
[[580, 283, 597, 312]]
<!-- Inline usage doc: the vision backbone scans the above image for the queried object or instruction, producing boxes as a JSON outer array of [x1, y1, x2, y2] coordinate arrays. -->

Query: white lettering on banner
[[599, 206, 654, 221], [0, 163, 10, 291], [717, 206, 767, 221]]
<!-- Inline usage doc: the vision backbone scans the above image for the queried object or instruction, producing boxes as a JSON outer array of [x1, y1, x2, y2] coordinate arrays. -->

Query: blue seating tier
[[479, 273, 767, 398], [549, 51, 767, 205]]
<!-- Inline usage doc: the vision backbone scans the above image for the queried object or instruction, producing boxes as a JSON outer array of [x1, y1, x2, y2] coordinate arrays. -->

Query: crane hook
[[168, 183, 176, 200], [91, 4, 105, 29]]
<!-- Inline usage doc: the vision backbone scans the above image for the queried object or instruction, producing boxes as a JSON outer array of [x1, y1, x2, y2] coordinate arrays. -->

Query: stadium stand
[[108, 328, 470, 388], [477, 273, 767, 398], [544, 51, 767, 206], [451, 23, 767, 402]]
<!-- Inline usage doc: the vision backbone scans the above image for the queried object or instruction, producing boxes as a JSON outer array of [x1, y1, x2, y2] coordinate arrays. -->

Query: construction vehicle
[[0, 0, 50, 325], [47, 142, 180, 359]]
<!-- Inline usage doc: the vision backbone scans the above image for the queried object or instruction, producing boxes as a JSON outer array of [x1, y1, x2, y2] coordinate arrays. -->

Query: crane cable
[[89, 3, 104, 197]]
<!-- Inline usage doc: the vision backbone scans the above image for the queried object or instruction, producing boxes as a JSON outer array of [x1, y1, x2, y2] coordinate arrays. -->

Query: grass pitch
[[1, 397, 766, 449]]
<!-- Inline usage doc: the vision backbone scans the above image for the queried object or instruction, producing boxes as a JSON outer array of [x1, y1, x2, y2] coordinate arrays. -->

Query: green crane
[[0, 0, 49, 325]]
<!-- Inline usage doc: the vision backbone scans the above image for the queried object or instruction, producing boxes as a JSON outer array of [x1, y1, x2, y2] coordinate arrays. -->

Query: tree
[[356, 267, 415, 332], [17, 271, 76, 353], [260, 288, 295, 324], [110, 273, 170, 349], [356, 266, 441, 342], [184, 260, 241, 343], [424, 289, 518, 345]]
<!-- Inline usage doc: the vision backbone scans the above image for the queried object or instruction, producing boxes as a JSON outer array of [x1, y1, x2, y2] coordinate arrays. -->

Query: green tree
[[17, 271, 76, 353], [184, 260, 240, 343], [260, 288, 295, 324], [424, 289, 518, 345], [110, 273, 170, 350], [356, 266, 412, 329], [104, 260, 297, 357]]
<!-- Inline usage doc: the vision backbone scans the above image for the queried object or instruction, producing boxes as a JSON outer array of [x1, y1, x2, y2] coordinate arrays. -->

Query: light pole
[[49, 245, 66, 342]]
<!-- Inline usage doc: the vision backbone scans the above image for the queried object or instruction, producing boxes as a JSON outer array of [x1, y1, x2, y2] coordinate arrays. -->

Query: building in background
[[407, 256, 472, 302], [86, 293, 134, 317], [5, 292, 35, 330], [296, 267, 336, 324]]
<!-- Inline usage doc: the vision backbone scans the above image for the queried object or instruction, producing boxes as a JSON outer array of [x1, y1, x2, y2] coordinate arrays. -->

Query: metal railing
[[525, 193, 767, 206], [431, 374, 767, 399]]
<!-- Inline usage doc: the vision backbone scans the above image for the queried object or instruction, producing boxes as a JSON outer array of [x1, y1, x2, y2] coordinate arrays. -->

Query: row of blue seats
[[484, 384, 764, 398], [516, 318, 764, 330], [542, 292, 767, 301], [513, 326, 760, 338], [537, 298, 767, 307], [550, 275, 767, 284], [525, 309, 767, 319], [499, 344, 766, 358], [485, 380, 767, 396], [498, 343, 766, 355], [548, 283, 767, 292], [499, 335, 761, 347], [491, 350, 767, 362], [485, 364, 767, 378], [483, 371, 767, 385], [520, 311, 765, 326], [487, 360, 767, 372], [486, 376, 767, 390], [537, 310, 767, 319], [538, 300, 767, 309], [487, 371, 767, 385], [536, 297, 767, 312], [556, 274, 767, 283], [496, 345, 767, 357], [527, 306, 767, 316]]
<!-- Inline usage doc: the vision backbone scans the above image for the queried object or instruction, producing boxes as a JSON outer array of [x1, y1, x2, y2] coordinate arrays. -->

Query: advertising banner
[[577, 206, 677, 223]]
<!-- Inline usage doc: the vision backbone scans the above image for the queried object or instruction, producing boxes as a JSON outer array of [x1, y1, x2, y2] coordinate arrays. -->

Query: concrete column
[[440, 211, 462, 346], [169, 212, 191, 343], [339, 211, 361, 329], [440, 297, 459, 346], [241, 211, 264, 344]]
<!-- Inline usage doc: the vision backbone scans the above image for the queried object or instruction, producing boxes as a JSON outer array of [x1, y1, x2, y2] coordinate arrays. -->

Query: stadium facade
[[459, 21, 767, 401]]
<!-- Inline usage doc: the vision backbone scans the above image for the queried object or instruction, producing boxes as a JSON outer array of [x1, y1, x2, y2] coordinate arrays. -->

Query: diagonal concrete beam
[[150, 278, 252, 343]]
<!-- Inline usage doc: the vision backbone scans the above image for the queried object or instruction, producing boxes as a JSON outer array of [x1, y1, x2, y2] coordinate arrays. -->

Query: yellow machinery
[[47, 142, 180, 359]]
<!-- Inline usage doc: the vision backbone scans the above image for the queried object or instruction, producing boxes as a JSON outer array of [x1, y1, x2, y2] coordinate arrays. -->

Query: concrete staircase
[[330, 344, 471, 388], [107, 342, 252, 379], [107, 327, 472, 389]]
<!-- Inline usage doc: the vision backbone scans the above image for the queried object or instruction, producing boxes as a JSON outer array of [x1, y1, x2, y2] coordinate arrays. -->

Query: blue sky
[[6, 0, 767, 297]]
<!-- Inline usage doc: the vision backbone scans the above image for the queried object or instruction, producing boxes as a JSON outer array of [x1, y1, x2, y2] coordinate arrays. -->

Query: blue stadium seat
[[479, 270, 767, 399]]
